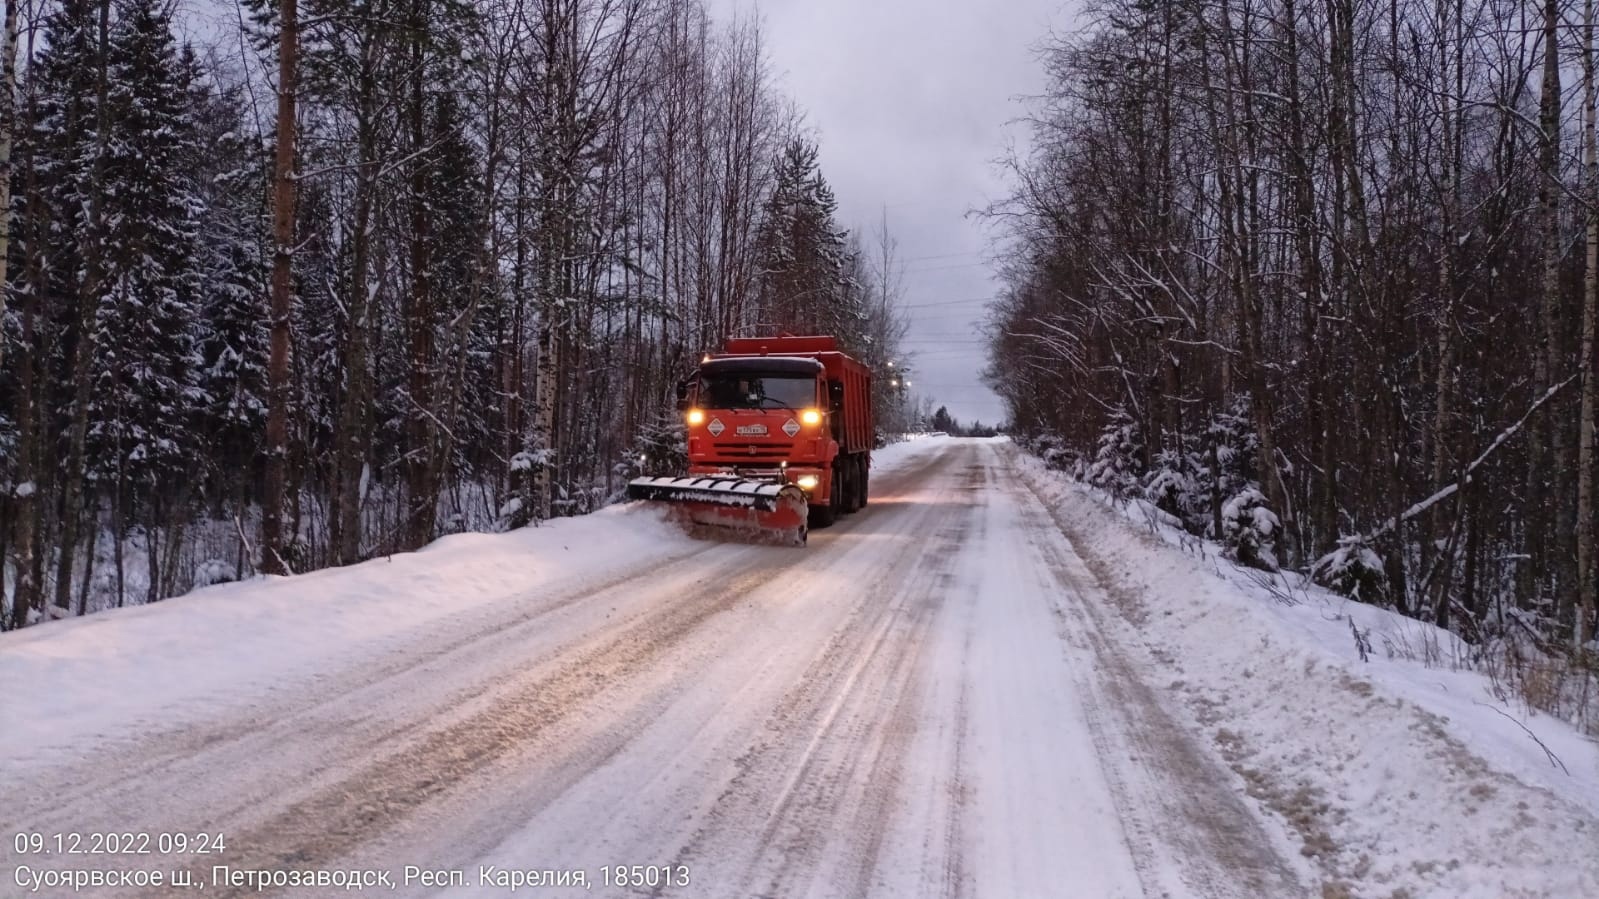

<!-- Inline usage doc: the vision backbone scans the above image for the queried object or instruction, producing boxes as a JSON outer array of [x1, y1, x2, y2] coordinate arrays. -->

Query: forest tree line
[[0, 0, 908, 628], [987, 0, 1598, 653]]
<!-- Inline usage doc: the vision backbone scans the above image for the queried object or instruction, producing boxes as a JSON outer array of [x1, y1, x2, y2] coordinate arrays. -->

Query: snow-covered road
[[5, 437, 1594, 898]]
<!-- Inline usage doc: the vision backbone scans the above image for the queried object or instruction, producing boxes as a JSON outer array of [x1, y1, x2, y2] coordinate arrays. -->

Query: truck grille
[[711, 442, 794, 460]]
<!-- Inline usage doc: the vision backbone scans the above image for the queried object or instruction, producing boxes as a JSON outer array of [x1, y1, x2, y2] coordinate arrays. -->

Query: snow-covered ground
[[3, 437, 1593, 898], [1011, 446, 1599, 898], [0, 438, 942, 777]]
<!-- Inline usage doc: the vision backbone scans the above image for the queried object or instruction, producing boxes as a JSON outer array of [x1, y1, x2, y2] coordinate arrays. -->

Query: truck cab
[[680, 336, 873, 526]]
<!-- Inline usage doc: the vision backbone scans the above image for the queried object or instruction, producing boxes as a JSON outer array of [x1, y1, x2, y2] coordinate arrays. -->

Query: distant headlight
[[801, 408, 822, 426], [686, 409, 705, 425], [796, 475, 819, 490]]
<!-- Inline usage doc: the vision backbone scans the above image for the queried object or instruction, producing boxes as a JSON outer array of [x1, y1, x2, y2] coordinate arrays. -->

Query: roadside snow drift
[[1010, 445, 1599, 899]]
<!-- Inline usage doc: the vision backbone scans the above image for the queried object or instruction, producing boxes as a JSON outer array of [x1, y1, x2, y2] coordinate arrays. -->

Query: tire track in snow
[[932, 464, 981, 899], [754, 461, 983, 899], [177, 556, 818, 899], [1007, 451, 1305, 898], [76, 443, 962, 899], [2, 540, 723, 830], [649, 453, 981, 899]]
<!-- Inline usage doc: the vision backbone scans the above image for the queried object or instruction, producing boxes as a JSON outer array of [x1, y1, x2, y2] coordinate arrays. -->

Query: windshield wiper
[[753, 395, 799, 411]]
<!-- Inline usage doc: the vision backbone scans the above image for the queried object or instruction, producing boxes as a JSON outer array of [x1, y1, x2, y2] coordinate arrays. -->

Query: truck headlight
[[801, 408, 822, 425], [796, 475, 819, 490], [686, 409, 705, 425]]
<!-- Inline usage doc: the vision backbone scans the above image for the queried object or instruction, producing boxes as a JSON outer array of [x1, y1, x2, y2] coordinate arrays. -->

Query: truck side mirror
[[675, 377, 693, 411]]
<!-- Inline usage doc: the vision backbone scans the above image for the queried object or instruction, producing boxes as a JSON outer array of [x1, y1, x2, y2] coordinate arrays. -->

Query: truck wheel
[[859, 467, 869, 508], [842, 457, 861, 514], [809, 468, 841, 528]]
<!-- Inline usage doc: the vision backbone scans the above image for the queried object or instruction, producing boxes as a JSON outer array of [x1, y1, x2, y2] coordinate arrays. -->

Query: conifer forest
[[0, 0, 909, 626]]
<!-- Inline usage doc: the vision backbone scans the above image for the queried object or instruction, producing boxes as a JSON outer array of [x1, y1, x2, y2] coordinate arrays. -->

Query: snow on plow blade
[[627, 476, 808, 545]]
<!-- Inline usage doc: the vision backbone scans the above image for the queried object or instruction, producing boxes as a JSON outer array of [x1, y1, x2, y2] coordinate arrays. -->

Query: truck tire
[[859, 466, 869, 508], [810, 468, 841, 528], [842, 457, 861, 514]]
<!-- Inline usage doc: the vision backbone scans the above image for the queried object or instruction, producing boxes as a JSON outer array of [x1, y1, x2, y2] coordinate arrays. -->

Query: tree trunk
[[261, 0, 299, 575], [0, 0, 19, 373], [1578, 0, 1598, 650], [53, 0, 116, 614], [74, 501, 95, 616], [332, 47, 383, 567], [1528, 0, 1563, 607], [1427, 0, 1464, 605], [405, 17, 436, 551]]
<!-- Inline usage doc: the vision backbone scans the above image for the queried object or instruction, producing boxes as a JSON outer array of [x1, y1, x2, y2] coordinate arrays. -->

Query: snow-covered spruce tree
[[26, 0, 103, 422], [189, 62, 270, 516], [1030, 432, 1078, 472], [1087, 406, 1144, 497], [27, 0, 99, 269], [1189, 398, 1281, 571], [1137, 400, 1266, 538], [1310, 535, 1390, 605], [412, 88, 487, 529], [1142, 447, 1204, 532], [1, 0, 107, 624], [1204, 397, 1260, 514], [753, 138, 852, 336], [83, 0, 208, 603], [1219, 487, 1281, 572]]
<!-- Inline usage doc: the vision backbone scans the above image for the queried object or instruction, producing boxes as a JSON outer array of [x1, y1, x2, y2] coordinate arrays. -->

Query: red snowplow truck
[[627, 335, 874, 545]]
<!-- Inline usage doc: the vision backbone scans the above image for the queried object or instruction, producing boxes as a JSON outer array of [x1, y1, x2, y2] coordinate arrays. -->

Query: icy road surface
[[7, 439, 1315, 897]]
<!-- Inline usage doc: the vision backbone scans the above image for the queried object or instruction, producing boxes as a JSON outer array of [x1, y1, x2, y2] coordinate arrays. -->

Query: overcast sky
[[713, 0, 1072, 425], [180, 0, 1069, 424]]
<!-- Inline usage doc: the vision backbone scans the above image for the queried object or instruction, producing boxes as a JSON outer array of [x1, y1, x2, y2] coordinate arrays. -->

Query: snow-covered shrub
[[192, 559, 236, 588], [1087, 407, 1144, 497], [630, 415, 688, 477], [1220, 487, 1280, 571], [1142, 448, 1208, 532], [279, 538, 312, 576], [499, 448, 548, 530], [1309, 535, 1389, 604], [496, 496, 526, 526], [604, 415, 690, 508], [1031, 432, 1078, 473], [1205, 396, 1260, 502]]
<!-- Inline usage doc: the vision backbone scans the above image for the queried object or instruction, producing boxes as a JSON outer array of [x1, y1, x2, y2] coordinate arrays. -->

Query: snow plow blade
[[627, 476, 808, 545]]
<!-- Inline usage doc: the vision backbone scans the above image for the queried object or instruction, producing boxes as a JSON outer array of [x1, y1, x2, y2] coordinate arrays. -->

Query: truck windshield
[[700, 374, 816, 411]]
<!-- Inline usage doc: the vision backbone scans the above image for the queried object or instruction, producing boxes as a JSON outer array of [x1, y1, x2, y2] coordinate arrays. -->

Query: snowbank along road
[[7, 437, 1591, 898]]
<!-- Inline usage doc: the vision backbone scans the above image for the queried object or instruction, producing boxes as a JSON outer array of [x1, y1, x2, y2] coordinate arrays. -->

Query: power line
[[905, 310, 994, 320], [901, 261, 996, 275], [895, 250, 986, 264], [896, 296, 998, 309]]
